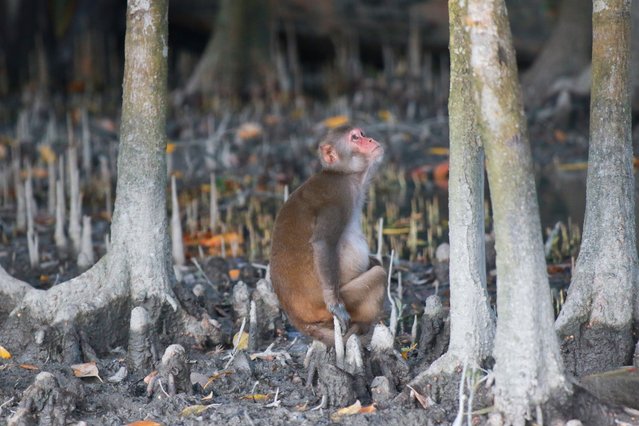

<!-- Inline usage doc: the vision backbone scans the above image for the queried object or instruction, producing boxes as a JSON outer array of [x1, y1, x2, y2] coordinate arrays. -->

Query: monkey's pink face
[[348, 128, 383, 159]]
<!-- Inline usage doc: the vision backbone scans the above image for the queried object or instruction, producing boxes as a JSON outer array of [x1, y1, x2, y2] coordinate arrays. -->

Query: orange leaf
[[229, 269, 241, 281], [331, 400, 362, 421], [19, 364, 39, 370], [433, 161, 449, 190], [126, 421, 162, 426], [166, 143, 177, 154], [554, 129, 567, 143], [359, 404, 377, 414]]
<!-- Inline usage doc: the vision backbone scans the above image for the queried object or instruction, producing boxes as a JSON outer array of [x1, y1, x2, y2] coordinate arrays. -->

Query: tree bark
[[184, 0, 274, 98], [466, 0, 570, 424], [521, 0, 592, 107], [555, 0, 638, 376], [1, 0, 219, 361], [412, 0, 495, 380]]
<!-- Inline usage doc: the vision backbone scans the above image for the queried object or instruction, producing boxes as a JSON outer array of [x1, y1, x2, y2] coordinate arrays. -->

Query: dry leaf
[[428, 147, 449, 156], [295, 401, 309, 412], [554, 129, 567, 143], [202, 391, 214, 401], [240, 393, 271, 402], [408, 385, 434, 409], [383, 227, 410, 235], [229, 269, 241, 281], [166, 142, 177, 154], [203, 370, 233, 390], [144, 370, 158, 384], [359, 404, 377, 414], [400, 343, 418, 360], [0, 345, 12, 359], [232, 331, 249, 350], [330, 400, 362, 422], [323, 115, 349, 129], [126, 421, 161, 426], [378, 110, 395, 123], [38, 145, 56, 164], [71, 362, 103, 382], [433, 161, 449, 190], [556, 162, 587, 172], [237, 122, 263, 140], [19, 364, 39, 370], [181, 404, 215, 417]]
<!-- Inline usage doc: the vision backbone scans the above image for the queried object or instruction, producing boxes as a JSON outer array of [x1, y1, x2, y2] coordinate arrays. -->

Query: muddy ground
[[0, 89, 637, 424]]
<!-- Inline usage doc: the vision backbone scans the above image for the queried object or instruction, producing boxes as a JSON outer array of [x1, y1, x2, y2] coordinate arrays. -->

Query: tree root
[[7, 372, 80, 426], [147, 344, 191, 398]]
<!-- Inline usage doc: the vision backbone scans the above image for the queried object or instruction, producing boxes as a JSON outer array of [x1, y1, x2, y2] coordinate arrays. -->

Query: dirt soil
[[1, 87, 636, 424]]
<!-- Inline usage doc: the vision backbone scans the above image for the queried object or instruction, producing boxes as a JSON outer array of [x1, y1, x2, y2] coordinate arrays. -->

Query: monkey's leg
[[340, 265, 387, 327]]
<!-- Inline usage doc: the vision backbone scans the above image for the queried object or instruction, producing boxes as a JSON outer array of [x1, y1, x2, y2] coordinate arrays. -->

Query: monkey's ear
[[320, 144, 339, 165]]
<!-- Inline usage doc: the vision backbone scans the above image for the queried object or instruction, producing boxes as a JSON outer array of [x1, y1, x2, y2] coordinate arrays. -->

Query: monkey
[[270, 126, 387, 346]]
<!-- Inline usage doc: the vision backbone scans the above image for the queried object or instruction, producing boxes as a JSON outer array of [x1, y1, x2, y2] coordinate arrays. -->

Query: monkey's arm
[[310, 204, 350, 331]]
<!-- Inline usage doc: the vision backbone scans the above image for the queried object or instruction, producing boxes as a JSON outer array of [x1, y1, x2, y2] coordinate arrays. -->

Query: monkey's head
[[318, 126, 384, 174]]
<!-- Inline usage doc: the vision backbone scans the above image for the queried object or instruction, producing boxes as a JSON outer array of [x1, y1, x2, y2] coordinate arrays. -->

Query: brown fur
[[270, 127, 387, 346]]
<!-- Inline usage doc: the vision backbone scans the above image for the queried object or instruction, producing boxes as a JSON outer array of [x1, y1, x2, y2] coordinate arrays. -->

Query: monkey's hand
[[328, 303, 350, 334]]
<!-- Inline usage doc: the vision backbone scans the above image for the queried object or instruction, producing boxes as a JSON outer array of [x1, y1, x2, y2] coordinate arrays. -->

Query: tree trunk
[[466, 0, 570, 424], [1, 0, 218, 362], [555, 0, 638, 377], [417, 0, 495, 379], [521, 0, 592, 107], [184, 0, 274, 99]]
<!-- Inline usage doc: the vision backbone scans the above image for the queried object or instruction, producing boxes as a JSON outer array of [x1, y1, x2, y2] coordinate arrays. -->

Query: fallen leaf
[[202, 391, 214, 401], [181, 404, 215, 417], [240, 393, 271, 402], [166, 142, 177, 154], [554, 129, 567, 143], [383, 227, 410, 235], [126, 421, 162, 426], [38, 145, 56, 164], [359, 404, 377, 414], [400, 343, 418, 360], [295, 401, 309, 412], [232, 331, 249, 350], [556, 162, 587, 172], [331, 400, 362, 422], [378, 110, 395, 123], [0, 345, 12, 359], [237, 122, 263, 140], [71, 362, 103, 382], [433, 161, 449, 190], [144, 370, 158, 384], [428, 147, 449, 156], [323, 115, 349, 129], [19, 364, 39, 370], [264, 114, 281, 126], [203, 370, 233, 390], [407, 385, 434, 409], [229, 269, 241, 281]]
